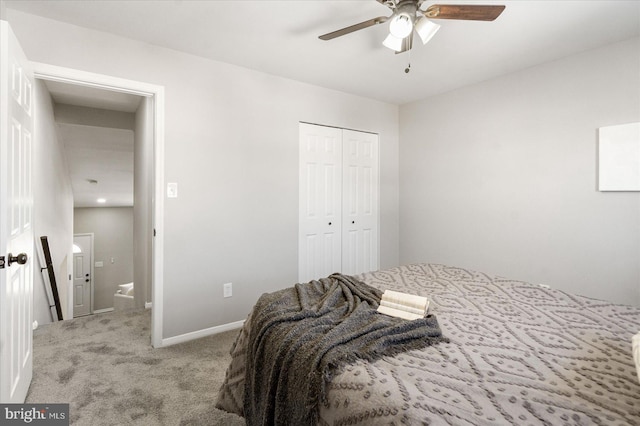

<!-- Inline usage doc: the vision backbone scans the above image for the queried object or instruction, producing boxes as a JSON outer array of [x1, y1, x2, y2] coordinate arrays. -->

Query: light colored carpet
[[26, 308, 245, 425]]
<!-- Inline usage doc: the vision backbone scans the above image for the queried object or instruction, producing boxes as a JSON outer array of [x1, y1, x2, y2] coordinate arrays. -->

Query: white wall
[[6, 11, 400, 338], [33, 79, 74, 324], [400, 37, 640, 306], [55, 104, 135, 130]]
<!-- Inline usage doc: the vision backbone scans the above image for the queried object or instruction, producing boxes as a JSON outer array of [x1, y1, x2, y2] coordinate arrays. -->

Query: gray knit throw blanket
[[243, 273, 447, 426]]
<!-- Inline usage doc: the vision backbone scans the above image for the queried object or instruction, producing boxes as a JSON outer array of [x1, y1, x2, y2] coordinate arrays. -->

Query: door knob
[[8, 252, 28, 266], [85, 279, 89, 282]]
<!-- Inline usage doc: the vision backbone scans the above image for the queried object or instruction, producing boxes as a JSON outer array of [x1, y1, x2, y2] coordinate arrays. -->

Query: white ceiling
[[56, 121, 135, 209], [45, 80, 141, 113], [6, 0, 640, 105], [43, 80, 139, 208]]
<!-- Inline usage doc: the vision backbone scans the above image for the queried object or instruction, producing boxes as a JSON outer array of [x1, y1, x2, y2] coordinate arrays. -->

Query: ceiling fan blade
[[424, 4, 505, 21], [319, 16, 388, 40]]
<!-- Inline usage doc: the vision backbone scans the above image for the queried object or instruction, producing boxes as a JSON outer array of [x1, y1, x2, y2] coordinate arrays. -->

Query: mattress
[[217, 263, 640, 425]]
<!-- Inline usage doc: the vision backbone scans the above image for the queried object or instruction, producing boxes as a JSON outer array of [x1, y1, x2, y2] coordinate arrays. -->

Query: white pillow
[[633, 332, 640, 384]]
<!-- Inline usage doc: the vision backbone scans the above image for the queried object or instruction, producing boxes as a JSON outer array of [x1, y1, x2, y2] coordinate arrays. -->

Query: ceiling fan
[[319, 1, 505, 54]]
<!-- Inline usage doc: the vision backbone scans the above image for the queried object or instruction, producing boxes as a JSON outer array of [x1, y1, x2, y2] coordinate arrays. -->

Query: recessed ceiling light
[[97, 198, 106, 204]]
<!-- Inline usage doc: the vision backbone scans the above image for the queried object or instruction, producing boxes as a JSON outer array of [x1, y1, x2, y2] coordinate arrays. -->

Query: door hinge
[[153, 228, 156, 237], [0, 256, 4, 269]]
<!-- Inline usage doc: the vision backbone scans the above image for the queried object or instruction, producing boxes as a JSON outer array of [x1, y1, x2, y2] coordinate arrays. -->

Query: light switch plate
[[223, 282, 232, 298], [167, 182, 178, 198]]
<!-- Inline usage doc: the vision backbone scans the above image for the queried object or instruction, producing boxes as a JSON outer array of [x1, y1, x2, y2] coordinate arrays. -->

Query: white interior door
[[299, 123, 342, 283], [341, 129, 379, 275], [73, 234, 92, 317], [0, 21, 35, 403]]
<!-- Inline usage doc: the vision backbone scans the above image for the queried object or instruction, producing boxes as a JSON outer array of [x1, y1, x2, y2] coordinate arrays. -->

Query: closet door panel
[[342, 129, 379, 276], [299, 123, 342, 283]]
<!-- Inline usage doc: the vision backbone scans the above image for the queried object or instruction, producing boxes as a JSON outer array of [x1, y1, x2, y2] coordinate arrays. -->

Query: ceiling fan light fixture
[[389, 13, 413, 39], [415, 17, 440, 44], [382, 33, 404, 52], [317, 1, 506, 56]]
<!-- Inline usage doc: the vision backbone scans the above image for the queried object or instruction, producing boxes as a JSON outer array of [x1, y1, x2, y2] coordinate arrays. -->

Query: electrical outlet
[[223, 282, 232, 298]]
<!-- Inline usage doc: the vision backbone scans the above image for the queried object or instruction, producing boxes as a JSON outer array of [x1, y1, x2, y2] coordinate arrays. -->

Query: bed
[[216, 263, 640, 425]]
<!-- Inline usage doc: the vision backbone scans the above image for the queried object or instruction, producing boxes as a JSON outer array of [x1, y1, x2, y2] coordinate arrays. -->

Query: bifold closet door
[[299, 123, 379, 283], [299, 123, 343, 283]]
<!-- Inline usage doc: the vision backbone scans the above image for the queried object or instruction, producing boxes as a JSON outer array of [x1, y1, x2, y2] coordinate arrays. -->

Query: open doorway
[[38, 81, 144, 319], [31, 63, 165, 348], [45, 85, 141, 318]]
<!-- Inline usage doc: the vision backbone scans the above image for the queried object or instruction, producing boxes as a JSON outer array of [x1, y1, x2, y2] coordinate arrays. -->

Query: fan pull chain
[[405, 47, 412, 73]]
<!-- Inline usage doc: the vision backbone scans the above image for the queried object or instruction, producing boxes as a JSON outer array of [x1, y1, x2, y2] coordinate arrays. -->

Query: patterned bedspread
[[216, 264, 640, 425]]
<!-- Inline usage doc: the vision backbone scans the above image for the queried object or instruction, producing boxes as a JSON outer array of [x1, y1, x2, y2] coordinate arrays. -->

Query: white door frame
[[31, 62, 165, 348]]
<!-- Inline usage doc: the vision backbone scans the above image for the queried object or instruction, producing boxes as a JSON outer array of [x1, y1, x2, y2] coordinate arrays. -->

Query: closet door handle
[[351, 221, 355, 224], [328, 222, 332, 226]]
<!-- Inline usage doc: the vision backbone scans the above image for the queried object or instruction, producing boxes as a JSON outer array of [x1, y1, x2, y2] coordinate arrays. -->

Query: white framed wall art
[[598, 122, 640, 191]]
